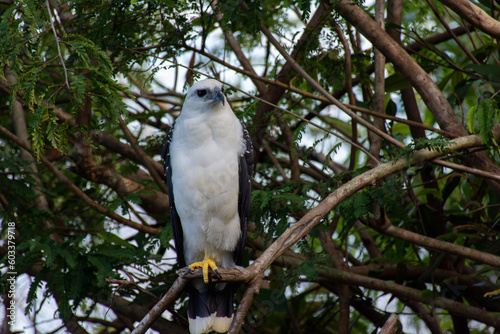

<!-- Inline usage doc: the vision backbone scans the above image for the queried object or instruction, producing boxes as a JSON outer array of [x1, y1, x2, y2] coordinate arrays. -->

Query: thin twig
[[262, 140, 289, 180], [106, 278, 159, 301], [46, 0, 70, 91], [432, 158, 500, 182], [426, 0, 479, 64]]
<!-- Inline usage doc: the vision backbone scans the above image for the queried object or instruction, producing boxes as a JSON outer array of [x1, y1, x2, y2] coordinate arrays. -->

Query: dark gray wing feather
[[161, 122, 186, 268], [234, 121, 254, 265]]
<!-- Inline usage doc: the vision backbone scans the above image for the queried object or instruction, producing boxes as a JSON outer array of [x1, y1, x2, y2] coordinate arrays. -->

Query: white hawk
[[162, 79, 253, 333]]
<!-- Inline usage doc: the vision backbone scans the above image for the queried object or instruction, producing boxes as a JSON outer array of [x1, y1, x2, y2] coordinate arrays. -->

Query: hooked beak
[[209, 87, 225, 106]]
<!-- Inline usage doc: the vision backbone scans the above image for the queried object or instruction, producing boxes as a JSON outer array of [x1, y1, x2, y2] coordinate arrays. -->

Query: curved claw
[[188, 255, 222, 283], [213, 268, 223, 280]]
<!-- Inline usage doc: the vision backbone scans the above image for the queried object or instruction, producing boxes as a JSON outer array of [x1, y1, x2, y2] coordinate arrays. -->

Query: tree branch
[[427, 0, 479, 64], [328, 0, 500, 192], [368, 0, 387, 166], [374, 218, 500, 267], [328, 0, 465, 137], [131, 274, 190, 334], [438, 0, 500, 40]]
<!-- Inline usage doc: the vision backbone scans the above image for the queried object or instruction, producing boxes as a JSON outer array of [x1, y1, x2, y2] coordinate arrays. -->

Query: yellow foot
[[188, 254, 222, 283]]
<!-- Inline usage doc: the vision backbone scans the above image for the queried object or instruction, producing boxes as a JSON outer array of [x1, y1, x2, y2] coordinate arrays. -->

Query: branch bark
[[438, 0, 500, 40], [368, 0, 386, 166]]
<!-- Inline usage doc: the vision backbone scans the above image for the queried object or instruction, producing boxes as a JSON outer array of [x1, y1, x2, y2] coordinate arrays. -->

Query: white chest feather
[[170, 110, 244, 266]]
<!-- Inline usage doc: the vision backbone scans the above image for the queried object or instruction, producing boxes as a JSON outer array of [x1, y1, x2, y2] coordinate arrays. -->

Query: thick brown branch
[[182, 262, 500, 328], [368, 0, 387, 166], [375, 221, 500, 268], [438, 0, 500, 40]]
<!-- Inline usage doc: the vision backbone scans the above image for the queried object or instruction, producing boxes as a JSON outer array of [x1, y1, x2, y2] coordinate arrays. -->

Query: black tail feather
[[188, 283, 235, 333]]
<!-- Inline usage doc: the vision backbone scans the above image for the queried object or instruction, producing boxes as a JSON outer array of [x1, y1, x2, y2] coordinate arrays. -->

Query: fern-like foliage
[[467, 96, 500, 156], [394, 136, 453, 165]]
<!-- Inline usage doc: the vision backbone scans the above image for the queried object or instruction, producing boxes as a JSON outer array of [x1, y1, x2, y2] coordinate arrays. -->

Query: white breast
[[170, 110, 244, 267]]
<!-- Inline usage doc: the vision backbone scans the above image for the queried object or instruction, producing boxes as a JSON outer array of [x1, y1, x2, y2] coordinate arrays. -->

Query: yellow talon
[[188, 252, 222, 283]]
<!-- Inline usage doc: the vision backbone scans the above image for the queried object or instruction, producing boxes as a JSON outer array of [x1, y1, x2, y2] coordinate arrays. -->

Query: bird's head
[[182, 79, 228, 114]]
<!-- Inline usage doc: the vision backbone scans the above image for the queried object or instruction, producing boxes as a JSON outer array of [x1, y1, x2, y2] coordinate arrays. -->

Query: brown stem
[[368, 0, 386, 167], [262, 140, 289, 180], [375, 219, 500, 267]]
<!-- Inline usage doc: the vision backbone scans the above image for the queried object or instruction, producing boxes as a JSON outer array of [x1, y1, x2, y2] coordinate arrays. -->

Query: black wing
[[161, 122, 186, 268], [234, 122, 254, 265]]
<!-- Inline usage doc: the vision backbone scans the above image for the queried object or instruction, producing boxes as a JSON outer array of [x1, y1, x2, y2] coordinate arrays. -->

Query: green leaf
[[96, 232, 137, 250], [58, 248, 77, 269], [385, 72, 411, 92], [468, 64, 500, 82], [88, 255, 113, 288], [467, 97, 500, 151], [26, 268, 47, 314], [255, 288, 288, 312]]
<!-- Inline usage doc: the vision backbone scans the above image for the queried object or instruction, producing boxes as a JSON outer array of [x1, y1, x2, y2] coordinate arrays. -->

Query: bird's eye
[[197, 89, 207, 97]]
